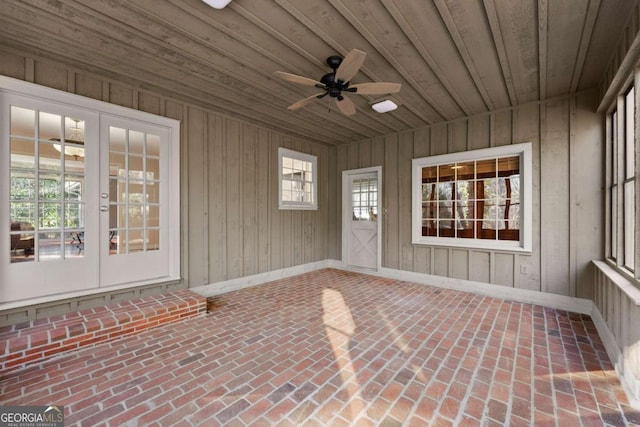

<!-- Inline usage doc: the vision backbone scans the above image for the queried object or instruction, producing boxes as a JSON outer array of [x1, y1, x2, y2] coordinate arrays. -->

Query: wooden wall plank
[[257, 128, 271, 273], [225, 119, 243, 279], [493, 109, 513, 146], [571, 91, 603, 299], [327, 145, 339, 259], [335, 144, 349, 261], [74, 73, 103, 101], [494, 253, 515, 286], [107, 84, 135, 108], [468, 115, 490, 151], [433, 248, 449, 276], [398, 131, 414, 271], [413, 127, 431, 273], [470, 251, 490, 283], [186, 107, 209, 286], [242, 124, 258, 276], [384, 134, 400, 269], [139, 92, 161, 115], [270, 134, 283, 270], [208, 114, 226, 283], [430, 123, 448, 155], [33, 60, 68, 91], [449, 120, 467, 153], [348, 143, 360, 170], [451, 249, 469, 279], [0, 48, 26, 79], [540, 98, 570, 295]]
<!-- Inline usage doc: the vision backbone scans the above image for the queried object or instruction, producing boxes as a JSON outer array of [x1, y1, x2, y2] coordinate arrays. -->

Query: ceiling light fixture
[[371, 99, 398, 113], [202, 0, 232, 9], [53, 118, 85, 158]]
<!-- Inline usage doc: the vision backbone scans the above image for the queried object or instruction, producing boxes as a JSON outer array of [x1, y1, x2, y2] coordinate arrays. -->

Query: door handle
[[100, 206, 109, 212]]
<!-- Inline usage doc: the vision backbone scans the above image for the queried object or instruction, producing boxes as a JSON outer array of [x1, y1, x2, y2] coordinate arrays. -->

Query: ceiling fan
[[274, 49, 401, 116]]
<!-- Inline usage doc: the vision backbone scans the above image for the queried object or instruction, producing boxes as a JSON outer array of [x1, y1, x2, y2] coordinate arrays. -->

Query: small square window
[[278, 148, 318, 210]]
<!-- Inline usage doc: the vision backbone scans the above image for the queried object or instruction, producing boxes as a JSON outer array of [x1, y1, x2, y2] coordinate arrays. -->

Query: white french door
[[1, 77, 180, 304], [342, 167, 382, 271], [1, 95, 99, 302], [99, 116, 171, 286]]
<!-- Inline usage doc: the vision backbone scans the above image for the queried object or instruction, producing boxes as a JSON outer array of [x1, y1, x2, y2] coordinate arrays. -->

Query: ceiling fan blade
[[335, 49, 366, 82], [288, 93, 324, 110], [274, 71, 322, 87], [350, 82, 401, 95], [335, 97, 356, 116]]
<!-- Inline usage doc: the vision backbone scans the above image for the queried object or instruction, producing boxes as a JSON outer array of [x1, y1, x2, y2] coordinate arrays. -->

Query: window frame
[[608, 83, 637, 277], [411, 142, 532, 252], [278, 147, 318, 210]]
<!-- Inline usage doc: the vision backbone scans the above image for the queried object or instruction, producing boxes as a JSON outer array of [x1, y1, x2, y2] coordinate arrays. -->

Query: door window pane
[[109, 126, 161, 254], [9, 106, 85, 262], [351, 177, 377, 221]]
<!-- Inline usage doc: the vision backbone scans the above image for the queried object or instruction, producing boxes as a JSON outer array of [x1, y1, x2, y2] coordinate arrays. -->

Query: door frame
[[0, 76, 180, 304], [342, 166, 382, 271]]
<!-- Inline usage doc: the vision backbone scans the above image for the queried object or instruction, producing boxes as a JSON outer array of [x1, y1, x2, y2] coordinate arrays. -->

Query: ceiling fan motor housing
[[320, 72, 350, 98]]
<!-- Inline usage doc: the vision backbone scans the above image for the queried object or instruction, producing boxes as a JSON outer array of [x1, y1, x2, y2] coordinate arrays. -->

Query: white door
[[1, 79, 179, 304], [2, 96, 99, 302], [343, 168, 381, 271], [99, 116, 171, 286]]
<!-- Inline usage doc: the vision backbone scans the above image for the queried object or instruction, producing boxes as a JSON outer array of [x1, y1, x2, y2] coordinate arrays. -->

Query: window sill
[[598, 260, 640, 305], [279, 204, 318, 211], [412, 237, 532, 253]]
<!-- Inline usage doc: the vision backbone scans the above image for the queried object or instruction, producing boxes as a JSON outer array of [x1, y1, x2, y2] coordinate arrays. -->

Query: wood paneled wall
[[337, 91, 603, 298], [0, 45, 604, 304], [0, 47, 337, 291]]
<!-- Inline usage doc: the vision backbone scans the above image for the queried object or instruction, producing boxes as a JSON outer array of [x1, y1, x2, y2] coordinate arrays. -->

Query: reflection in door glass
[[352, 177, 377, 221], [109, 127, 161, 255], [9, 106, 85, 263]]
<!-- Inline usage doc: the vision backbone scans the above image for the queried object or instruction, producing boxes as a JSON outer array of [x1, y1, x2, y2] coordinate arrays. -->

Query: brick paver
[[1, 268, 639, 426]]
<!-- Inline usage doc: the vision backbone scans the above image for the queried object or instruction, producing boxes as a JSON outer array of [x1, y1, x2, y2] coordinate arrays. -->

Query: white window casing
[[411, 142, 533, 252], [278, 147, 318, 210]]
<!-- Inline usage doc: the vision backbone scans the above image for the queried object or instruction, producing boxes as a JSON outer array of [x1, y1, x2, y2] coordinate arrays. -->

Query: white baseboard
[[191, 260, 332, 297], [330, 261, 593, 314], [198, 259, 592, 314], [591, 303, 640, 409]]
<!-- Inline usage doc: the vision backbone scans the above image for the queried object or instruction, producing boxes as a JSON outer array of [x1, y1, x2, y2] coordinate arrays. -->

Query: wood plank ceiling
[[0, 0, 635, 146]]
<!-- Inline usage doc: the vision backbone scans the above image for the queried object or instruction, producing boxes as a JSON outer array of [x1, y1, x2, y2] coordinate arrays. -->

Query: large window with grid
[[412, 143, 532, 251], [608, 84, 637, 275], [278, 147, 317, 210]]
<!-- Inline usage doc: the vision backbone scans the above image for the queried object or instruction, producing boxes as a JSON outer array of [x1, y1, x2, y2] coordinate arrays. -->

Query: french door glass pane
[[9, 106, 85, 263], [108, 126, 160, 255]]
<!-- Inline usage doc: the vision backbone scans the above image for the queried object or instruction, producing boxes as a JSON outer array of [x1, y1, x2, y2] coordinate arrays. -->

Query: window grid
[[420, 157, 521, 242], [352, 177, 378, 221], [609, 86, 636, 275], [278, 147, 318, 210], [9, 106, 85, 263], [108, 127, 161, 255], [624, 88, 636, 272]]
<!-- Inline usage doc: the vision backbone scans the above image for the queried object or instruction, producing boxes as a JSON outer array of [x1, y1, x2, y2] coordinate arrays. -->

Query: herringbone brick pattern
[[1, 269, 639, 426]]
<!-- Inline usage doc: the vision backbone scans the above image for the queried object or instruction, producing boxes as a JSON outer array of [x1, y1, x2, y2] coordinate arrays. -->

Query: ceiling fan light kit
[[371, 99, 398, 113], [201, 0, 232, 9], [274, 49, 401, 117]]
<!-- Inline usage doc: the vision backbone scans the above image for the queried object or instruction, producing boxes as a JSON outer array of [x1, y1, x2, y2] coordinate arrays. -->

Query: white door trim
[[342, 166, 382, 272]]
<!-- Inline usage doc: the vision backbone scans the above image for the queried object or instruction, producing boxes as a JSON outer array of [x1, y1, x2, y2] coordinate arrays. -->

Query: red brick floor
[[1, 268, 639, 426]]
